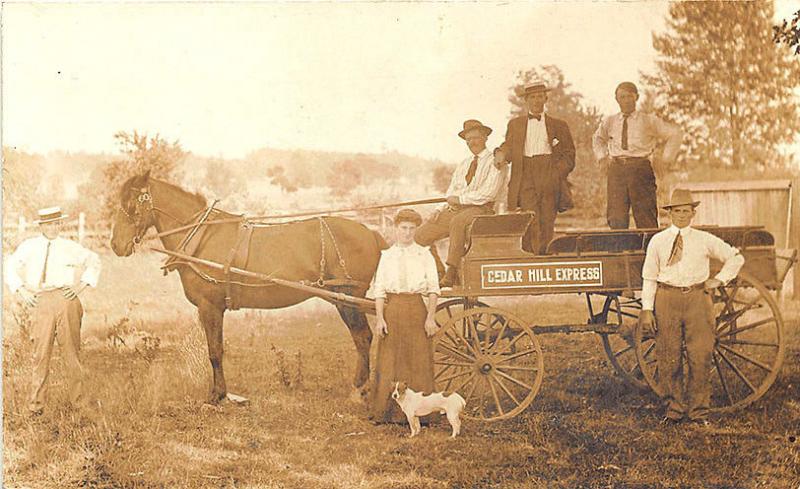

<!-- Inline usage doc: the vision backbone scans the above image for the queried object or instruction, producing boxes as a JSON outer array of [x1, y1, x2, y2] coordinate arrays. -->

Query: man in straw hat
[[639, 189, 744, 423], [494, 79, 576, 254], [593, 81, 682, 230], [4, 206, 102, 415], [415, 119, 508, 287]]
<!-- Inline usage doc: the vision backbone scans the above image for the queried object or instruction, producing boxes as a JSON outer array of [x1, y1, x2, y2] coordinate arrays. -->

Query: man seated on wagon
[[415, 119, 509, 287]]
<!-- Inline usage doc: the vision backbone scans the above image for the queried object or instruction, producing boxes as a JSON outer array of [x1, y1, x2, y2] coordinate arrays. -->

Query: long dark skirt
[[368, 293, 435, 423]]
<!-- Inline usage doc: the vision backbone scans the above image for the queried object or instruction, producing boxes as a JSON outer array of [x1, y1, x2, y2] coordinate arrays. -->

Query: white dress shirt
[[4, 235, 102, 293], [640, 225, 744, 310], [524, 114, 552, 157], [371, 243, 441, 299], [446, 148, 508, 207], [593, 110, 682, 162]]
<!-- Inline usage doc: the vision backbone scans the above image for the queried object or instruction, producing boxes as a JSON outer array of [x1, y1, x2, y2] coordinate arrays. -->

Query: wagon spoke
[[495, 368, 533, 391], [467, 316, 484, 353], [490, 372, 521, 406], [456, 318, 480, 356], [437, 369, 472, 386], [718, 339, 779, 348], [494, 365, 539, 372], [435, 360, 475, 368], [614, 344, 634, 358], [497, 348, 538, 364], [717, 318, 776, 338], [437, 342, 475, 362], [487, 375, 504, 416], [717, 343, 772, 372], [716, 349, 756, 394], [713, 351, 734, 405], [493, 327, 527, 356], [434, 362, 454, 380], [463, 374, 480, 405], [451, 372, 477, 396], [490, 317, 511, 353]]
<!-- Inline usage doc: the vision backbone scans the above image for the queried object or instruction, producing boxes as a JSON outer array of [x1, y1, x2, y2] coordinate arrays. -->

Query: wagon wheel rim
[[433, 307, 544, 422], [594, 294, 650, 390], [634, 271, 785, 414], [435, 298, 490, 329]]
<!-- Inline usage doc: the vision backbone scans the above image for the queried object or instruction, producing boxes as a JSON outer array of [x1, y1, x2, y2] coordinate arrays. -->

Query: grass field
[[3, 251, 799, 488]]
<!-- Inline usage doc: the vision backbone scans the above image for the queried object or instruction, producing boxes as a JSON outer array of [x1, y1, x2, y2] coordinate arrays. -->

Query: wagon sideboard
[[448, 213, 779, 297]]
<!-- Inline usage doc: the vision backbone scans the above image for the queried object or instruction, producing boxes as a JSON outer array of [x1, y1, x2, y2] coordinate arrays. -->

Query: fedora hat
[[458, 119, 492, 140], [35, 206, 69, 224], [523, 79, 550, 96], [662, 189, 700, 210]]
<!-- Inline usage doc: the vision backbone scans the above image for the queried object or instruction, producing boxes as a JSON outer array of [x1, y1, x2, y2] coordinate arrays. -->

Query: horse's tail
[[372, 229, 389, 251]]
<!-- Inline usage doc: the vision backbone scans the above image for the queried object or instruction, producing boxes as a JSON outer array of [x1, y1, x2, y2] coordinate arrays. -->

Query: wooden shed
[[674, 179, 797, 298]]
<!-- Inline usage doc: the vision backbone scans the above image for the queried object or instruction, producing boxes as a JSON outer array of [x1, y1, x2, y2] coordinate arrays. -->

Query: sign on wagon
[[481, 261, 603, 289]]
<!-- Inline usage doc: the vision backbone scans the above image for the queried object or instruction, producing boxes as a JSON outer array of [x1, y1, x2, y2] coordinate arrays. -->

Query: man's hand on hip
[[18, 287, 38, 307], [61, 283, 88, 301], [493, 148, 508, 169], [704, 278, 723, 291]]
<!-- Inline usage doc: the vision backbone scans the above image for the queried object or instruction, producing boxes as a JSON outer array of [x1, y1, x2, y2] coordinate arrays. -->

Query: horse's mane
[[120, 174, 207, 209]]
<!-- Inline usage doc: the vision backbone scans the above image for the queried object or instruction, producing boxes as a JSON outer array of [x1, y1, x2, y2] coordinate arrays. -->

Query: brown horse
[[110, 171, 385, 403]]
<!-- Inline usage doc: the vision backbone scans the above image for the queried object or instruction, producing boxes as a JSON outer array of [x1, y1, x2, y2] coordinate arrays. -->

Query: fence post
[[78, 213, 86, 244]]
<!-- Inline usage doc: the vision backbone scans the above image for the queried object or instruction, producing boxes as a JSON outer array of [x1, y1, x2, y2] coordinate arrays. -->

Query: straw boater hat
[[662, 189, 700, 210], [523, 78, 550, 96], [458, 119, 493, 140], [35, 206, 69, 224]]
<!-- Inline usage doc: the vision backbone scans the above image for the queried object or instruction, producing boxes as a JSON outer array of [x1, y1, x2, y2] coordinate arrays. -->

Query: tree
[[328, 159, 363, 197], [643, 1, 800, 170], [203, 159, 246, 199], [2, 147, 47, 219], [508, 65, 604, 216], [78, 131, 187, 220], [432, 164, 454, 194], [773, 8, 800, 55]]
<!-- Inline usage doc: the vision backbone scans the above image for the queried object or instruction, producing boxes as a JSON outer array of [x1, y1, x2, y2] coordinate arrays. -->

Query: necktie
[[465, 155, 479, 185], [528, 113, 541, 121], [621, 114, 630, 150], [667, 232, 683, 266], [39, 240, 52, 288]]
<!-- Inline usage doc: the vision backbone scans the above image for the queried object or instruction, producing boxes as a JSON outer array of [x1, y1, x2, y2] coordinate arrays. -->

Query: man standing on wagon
[[415, 119, 508, 287], [639, 189, 744, 423], [4, 206, 102, 415], [592, 81, 682, 230], [493, 79, 577, 254]]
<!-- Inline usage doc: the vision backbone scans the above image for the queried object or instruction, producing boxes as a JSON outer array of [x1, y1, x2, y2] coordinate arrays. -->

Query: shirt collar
[[619, 110, 638, 119], [668, 224, 692, 236], [468, 148, 491, 162]]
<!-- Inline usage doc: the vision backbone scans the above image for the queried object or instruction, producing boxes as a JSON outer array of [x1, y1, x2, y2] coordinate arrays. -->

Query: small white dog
[[391, 381, 466, 438]]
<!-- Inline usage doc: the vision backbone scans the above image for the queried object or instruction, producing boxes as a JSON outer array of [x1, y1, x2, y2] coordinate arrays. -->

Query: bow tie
[[528, 113, 542, 121]]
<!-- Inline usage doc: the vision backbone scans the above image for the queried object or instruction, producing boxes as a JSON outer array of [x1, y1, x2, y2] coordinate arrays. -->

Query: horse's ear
[[141, 169, 151, 182]]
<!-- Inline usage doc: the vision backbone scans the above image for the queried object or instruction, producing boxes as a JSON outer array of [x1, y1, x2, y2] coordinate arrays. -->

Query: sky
[[2, 1, 799, 163]]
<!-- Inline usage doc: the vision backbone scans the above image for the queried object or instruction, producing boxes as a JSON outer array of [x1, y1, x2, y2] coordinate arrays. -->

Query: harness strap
[[163, 203, 219, 273], [224, 220, 255, 310]]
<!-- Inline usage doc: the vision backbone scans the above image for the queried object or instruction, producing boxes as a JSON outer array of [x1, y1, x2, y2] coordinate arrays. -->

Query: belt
[[612, 156, 650, 163], [657, 282, 706, 294]]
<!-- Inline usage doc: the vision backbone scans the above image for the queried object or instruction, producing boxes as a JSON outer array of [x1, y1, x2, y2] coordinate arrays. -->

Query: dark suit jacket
[[499, 114, 576, 210]]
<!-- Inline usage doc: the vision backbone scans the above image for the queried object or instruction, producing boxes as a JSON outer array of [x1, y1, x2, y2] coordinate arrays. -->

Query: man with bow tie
[[415, 119, 508, 287], [593, 81, 683, 230], [639, 189, 744, 423], [494, 80, 576, 254], [4, 206, 102, 415]]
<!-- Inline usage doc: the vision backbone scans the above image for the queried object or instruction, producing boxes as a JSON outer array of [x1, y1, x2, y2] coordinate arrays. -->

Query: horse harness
[[123, 186, 364, 310]]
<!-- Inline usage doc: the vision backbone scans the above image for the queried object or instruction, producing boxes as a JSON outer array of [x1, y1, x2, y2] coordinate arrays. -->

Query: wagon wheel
[[433, 307, 544, 422], [435, 298, 490, 329], [634, 271, 785, 413], [594, 294, 652, 390]]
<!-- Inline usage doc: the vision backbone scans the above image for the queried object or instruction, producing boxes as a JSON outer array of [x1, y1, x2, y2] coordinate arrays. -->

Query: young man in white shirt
[[639, 190, 744, 423], [5, 206, 102, 415], [415, 119, 508, 287], [593, 81, 683, 230]]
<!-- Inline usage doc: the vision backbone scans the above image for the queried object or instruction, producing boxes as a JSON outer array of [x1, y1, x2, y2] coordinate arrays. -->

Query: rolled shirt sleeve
[[78, 246, 102, 288], [651, 115, 683, 164], [640, 238, 661, 311], [4, 244, 28, 293], [423, 252, 441, 296], [592, 118, 611, 162], [371, 251, 389, 300], [458, 165, 507, 206], [708, 236, 745, 285]]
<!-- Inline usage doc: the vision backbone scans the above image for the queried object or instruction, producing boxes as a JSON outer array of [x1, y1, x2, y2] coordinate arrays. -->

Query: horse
[[110, 171, 386, 403]]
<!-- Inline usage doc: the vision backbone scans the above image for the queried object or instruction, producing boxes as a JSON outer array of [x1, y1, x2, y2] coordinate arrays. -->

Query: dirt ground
[[3, 252, 799, 488]]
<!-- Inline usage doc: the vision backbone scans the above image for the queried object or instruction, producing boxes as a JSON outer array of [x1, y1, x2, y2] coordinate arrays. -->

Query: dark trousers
[[654, 286, 715, 420], [415, 204, 493, 270], [607, 159, 658, 229], [519, 155, 558, 254]]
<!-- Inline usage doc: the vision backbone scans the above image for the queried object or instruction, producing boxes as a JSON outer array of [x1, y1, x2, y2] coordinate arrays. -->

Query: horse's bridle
[[120, 186, 185, 247]]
